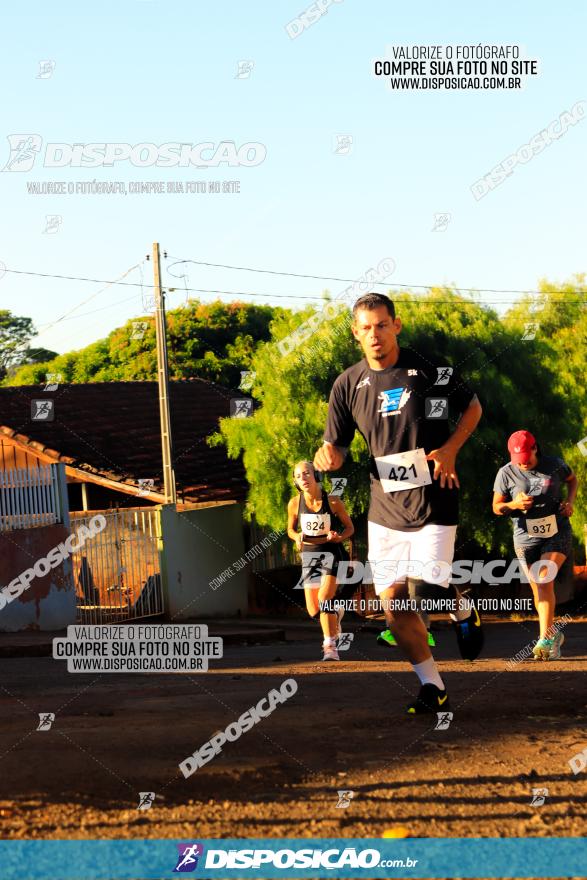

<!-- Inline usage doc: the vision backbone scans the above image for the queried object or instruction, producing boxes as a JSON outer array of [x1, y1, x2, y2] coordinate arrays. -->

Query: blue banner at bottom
[[0, 838, 585, 879]]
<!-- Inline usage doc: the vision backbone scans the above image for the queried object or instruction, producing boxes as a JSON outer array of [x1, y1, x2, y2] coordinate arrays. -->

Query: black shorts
[[514, 530, 573, 570], [299, 542, 349, 585]]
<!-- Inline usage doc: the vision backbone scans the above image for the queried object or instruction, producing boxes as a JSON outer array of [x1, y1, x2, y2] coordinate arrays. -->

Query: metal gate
[[70, 509, 163, 624]]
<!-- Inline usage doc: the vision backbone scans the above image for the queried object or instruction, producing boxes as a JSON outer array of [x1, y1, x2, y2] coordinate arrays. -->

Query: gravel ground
[[0, 618, 585, 875]]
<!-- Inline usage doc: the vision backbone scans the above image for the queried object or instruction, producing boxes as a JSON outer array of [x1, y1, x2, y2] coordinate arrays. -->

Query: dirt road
[[1, 619, 586, 842]]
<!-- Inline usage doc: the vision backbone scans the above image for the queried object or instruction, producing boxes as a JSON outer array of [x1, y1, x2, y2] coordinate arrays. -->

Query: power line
[[35, 294, 141, 326], [166, 256, 586, 297], [33, 262, 145, 337], [5, 261, 585, 299], [4, 267, 148, 287]]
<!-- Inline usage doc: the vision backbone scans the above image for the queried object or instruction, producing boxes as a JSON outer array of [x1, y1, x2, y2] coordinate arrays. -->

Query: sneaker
[[453, 606, 484, 661], [532, 637, 553, 661], [427, 631, 436, 648], [548, 631, 565, 660], [406, 683, 450, 715], [322, 643, 340, 661], [377, 628, 397, 647]]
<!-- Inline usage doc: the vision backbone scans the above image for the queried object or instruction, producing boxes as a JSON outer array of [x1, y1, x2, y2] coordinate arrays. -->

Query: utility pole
[[152, 242, 177, 505]]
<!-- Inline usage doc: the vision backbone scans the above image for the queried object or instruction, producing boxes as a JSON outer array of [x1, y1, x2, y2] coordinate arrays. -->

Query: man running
[[493, 430, 578, 660], [313, 293, 483, 714]]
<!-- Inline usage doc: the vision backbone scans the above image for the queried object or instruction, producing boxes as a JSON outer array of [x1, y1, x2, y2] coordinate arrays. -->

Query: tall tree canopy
[[212, 284, 585, 553], [6, 300, 282, 388]]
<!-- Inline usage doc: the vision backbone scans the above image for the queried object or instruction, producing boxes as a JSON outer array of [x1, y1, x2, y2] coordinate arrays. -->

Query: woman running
[[287, 460, 355, 661], [493, 430, 578, 660]]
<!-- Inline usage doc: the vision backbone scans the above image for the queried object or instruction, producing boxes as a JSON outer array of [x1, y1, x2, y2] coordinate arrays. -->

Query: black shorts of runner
[[514, 529, 573, 570], [300, 541, 349, 580]]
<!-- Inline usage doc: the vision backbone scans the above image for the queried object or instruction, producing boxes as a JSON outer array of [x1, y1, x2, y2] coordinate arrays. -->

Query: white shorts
[[367, 521, 457, 595]]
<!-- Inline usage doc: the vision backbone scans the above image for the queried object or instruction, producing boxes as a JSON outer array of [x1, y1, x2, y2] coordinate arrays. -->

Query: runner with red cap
[[493, 431, 578, 660]]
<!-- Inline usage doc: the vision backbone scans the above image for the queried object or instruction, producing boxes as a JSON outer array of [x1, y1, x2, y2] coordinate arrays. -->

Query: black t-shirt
[[324, 348, 476, 530]]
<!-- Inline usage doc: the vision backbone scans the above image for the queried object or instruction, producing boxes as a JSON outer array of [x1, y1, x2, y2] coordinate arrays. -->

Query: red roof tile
[[0, 380, 247, 504]]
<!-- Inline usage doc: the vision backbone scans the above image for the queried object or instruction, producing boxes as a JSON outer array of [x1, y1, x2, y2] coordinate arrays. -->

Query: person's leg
[[369, 522, 447, 708], [518, 547, 562, 636], [410, 523, 482, 660], [380, 585, 430, 663], [305, 577, 339, 659], [528, 551, 566, 659], [318, 574, 339, 641], [304, 586, 319, 619], [536, 552, 565, 634], [369, 522, 430, 662], [515, 544, 542, 628]]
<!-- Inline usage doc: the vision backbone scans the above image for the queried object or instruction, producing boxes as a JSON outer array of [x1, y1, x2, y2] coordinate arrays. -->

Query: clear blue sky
[[1, 1, 585, 354]]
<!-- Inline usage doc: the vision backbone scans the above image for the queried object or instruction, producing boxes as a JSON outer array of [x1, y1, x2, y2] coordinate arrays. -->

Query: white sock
[[449, 588, 473, 622], [412, 657, 445, 690], [323, 636, 336, 648]]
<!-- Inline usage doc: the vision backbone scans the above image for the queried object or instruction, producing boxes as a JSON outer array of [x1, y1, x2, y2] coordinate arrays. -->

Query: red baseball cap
[[507, 430, 536, 465]]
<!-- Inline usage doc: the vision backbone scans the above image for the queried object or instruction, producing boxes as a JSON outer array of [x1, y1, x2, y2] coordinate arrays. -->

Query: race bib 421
[[374, 448, 432, 493]]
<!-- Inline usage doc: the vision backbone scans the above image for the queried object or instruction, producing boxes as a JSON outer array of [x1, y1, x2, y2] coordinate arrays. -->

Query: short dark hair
[[352, 293, 395, 320]]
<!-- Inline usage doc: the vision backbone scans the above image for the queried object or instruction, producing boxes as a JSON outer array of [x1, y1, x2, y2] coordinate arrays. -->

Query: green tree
[[7, 300, 283, 387], [502, 276, 587, 548], [212, 289, 576, 555], [0, 311, 37, 380]]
